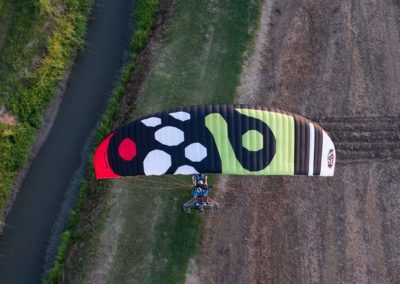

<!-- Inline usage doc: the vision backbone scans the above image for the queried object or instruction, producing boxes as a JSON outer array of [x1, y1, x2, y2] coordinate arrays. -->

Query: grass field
[[0, 0, 93, 218], [64, 0, 262, 282]]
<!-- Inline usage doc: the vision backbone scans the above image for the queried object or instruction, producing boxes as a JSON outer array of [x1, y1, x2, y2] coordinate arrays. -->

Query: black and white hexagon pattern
[[106, 108, 222, 176]]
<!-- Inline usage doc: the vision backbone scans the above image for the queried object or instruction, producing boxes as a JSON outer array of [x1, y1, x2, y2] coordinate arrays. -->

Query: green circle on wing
[[242, 130, 264, 151]]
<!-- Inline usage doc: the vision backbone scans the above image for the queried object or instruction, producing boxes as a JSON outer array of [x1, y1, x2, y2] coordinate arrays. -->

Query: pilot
[[192, 174, 208, 189], [192, 174, 210, 211]]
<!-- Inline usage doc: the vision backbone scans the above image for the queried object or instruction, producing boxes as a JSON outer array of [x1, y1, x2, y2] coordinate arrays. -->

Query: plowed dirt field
[[191, 0, 400, 283]]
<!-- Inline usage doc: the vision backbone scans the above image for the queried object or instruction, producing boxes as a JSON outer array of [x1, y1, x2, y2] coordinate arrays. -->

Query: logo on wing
[[327, 149, 335, 169]]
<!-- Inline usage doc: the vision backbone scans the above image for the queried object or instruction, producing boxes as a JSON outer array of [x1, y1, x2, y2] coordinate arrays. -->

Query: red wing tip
[[94, 132, 121, 179]]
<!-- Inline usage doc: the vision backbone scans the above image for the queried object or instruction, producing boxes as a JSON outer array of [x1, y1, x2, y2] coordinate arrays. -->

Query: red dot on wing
[[118, 138, 137, 161]]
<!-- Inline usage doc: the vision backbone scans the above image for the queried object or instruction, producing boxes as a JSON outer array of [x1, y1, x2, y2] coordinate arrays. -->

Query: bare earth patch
[[184, 258, 201, 284], [191, 0, 400, 283], [0, 106, 16, 125]]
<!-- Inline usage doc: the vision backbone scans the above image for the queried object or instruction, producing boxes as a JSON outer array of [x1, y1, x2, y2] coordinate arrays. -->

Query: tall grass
[[43, 0, 160, 282], [7, 0, 92, 126], [0, 124, 34, 205]]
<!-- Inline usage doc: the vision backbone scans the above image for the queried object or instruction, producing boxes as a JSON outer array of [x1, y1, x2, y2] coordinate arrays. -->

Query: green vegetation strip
[[62, 0, 262, 283], [44, 0, 160, 282], [0, 0, 93, 218]]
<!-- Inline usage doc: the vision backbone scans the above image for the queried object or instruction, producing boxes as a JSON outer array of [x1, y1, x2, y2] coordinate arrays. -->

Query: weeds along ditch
[[0, 0, 93, 219]]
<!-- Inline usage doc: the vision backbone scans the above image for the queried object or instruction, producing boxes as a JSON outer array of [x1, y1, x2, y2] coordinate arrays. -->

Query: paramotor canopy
[[94, 104, 335, 179]]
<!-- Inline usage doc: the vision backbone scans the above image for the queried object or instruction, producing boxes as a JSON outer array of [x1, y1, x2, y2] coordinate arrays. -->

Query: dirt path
[[193, 0, 400, 283]]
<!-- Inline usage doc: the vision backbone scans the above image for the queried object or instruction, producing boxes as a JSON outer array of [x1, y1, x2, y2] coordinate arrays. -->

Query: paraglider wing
[[94, 105, 335, 179]]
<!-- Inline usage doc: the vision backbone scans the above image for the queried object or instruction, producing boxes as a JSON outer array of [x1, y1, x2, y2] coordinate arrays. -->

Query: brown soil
[[194, 0, 400, 283]]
